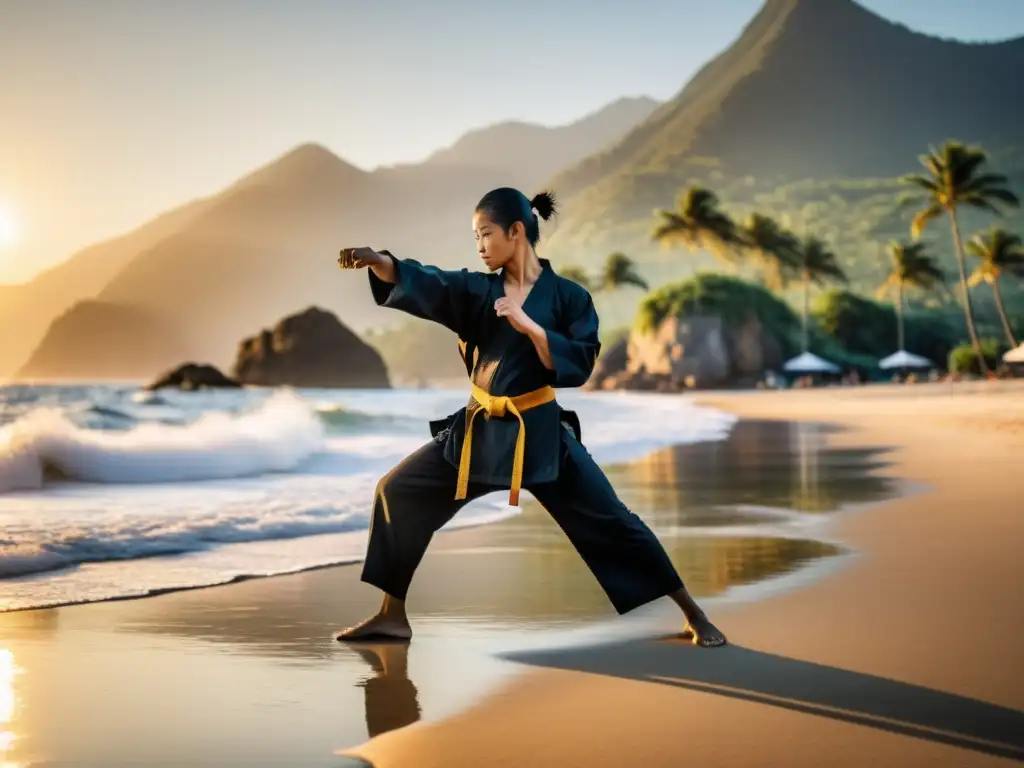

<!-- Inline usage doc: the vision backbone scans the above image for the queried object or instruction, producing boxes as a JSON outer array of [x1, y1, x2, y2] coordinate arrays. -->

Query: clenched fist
[[338, 247, 387, 269]]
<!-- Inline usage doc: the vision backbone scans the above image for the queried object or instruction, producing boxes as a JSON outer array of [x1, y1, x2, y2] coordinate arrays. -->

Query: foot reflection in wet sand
[[346, 641, 421, 739]]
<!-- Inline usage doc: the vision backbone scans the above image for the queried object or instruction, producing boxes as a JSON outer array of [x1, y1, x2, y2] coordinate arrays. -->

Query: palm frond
[[900, 174, 938, 192], [960, 197, 1003, 216], [600, 252, 649, 293], [960, 173, 1011, 191], [910, 204, 943, 239], [974, 188, 1020, 207]]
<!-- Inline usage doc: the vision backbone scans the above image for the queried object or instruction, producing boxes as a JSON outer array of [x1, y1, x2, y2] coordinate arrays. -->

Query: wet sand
[[0, 418, 897, 767], [346, 381, 1024, 768]]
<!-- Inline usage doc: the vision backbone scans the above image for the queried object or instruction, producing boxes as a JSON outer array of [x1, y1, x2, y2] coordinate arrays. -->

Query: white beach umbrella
[[782, 351, 841, 374], [878, 350, 935, 370], [1003, 343, 1024, 363]]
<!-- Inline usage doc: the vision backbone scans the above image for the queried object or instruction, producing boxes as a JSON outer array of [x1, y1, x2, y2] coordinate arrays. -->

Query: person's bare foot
[[679, 614, 727, 647], [335, 613, 412, 642]]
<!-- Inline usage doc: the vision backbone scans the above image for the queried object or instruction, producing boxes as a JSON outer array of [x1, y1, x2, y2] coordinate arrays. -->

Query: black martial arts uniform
[[360, 252, 684, 615]]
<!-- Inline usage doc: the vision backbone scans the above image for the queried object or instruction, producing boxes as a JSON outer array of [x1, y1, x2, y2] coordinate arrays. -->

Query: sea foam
[[0, 389, 324, 493]]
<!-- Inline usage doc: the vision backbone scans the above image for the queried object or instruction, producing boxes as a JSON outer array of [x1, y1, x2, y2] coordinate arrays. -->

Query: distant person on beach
[[335, 187, 726, 647]]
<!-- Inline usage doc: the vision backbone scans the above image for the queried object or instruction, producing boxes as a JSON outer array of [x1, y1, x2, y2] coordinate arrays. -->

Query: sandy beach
[[2, 381, 1022, 767], [342, 380, 1024, 768]]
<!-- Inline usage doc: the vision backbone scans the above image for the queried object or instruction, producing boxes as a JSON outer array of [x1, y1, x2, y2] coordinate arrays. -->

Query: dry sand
[[345, 381, 1024, 767]]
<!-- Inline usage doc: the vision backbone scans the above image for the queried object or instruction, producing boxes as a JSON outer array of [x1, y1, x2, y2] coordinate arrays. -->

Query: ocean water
[[0, 384, 737, 612]]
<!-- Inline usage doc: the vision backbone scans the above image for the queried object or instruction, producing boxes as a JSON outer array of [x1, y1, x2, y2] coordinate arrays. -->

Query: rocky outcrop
[[594, 313, 786, 392], [147, 362, 241, 391], [628, 315, 731, 389], [231, 306, 390, 388]]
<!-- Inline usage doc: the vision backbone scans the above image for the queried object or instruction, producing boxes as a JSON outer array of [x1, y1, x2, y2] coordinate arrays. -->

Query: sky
[[1, 0, 1023, 284]]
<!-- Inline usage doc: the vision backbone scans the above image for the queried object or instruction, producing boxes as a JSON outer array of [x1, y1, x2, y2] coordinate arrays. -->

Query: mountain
[[0, 197, 213, 377], [9, 97, 659, 380], [542, 0, 1024, 285], [15, 301, 192, 381], [418, 96, 660, 181]]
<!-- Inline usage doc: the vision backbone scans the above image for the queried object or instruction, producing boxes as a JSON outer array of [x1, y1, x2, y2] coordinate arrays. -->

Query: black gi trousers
[[360, 433, 685, 615]]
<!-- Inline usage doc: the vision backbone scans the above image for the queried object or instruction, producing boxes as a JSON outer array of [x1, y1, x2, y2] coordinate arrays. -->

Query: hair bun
[[530, 190, 558, 221]]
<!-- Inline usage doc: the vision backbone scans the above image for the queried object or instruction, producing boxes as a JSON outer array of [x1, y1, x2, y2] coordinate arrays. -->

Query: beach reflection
[[0, 649, 19, 767], [612, 419, 894, 518]]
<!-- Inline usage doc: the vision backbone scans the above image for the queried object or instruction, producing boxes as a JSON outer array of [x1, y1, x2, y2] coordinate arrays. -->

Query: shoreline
[[0, 410, 895, 767], [345, 381, 1024, 767], [0, 506, 522, 615]]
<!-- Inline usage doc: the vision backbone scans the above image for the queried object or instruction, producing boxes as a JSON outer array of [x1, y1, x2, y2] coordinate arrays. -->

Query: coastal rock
[[147, 362, 241, 391], [609, 312, 788, 392], [231, 306, 391, 389], [627, 315, 731, 389], [727, 315, 784, 383]]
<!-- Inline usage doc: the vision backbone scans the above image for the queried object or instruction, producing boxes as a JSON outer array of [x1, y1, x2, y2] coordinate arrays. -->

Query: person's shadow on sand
[[346, 640, 422, 740], [501, 636, 1024, 762]]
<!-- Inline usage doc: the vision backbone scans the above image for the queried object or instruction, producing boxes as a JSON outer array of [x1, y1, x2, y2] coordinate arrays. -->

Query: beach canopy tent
[[878, 350, 935, 370], [1003, 343, 1024, 364], [782, 351, 841, 374]]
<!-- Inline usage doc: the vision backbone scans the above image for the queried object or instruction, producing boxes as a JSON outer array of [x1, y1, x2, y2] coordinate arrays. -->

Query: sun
[[0, 204, 20, 249]]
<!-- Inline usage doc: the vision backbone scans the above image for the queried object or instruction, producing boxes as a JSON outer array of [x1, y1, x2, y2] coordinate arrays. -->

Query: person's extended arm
[[342, 246, 483, 338]]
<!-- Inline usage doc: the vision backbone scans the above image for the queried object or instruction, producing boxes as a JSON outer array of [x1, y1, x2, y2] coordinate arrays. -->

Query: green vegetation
[[811, 289, 959, 367], [635, 274, 799, 347], [876, 241, 946, 355], [948, 339, 1010, 376], [544, 150, 1024, 314], [614, 141, 1024, 380], [965, 228, 1024, 347], [900, 142, 1021, 373], [790, 236, 847, 352], [598, 252, 649, 292]]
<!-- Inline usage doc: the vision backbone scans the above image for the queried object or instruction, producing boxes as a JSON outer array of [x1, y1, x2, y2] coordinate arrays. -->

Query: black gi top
[[368, 252, 601, 488]]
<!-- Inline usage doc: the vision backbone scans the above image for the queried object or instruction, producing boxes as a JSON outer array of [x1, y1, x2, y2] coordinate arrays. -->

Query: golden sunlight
[[0, 648, 18, 761], [0, 205, 20, 249]]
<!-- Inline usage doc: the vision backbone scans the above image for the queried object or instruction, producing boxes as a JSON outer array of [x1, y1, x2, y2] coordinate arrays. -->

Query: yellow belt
[[455, 382, 556, 506]]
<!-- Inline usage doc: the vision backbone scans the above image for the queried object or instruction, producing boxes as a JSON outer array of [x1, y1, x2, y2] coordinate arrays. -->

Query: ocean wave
[[0, 504, 372, 579], [0, 386, 741, 611], [316, 404, 424, 434], [0, 390, 325, 493]]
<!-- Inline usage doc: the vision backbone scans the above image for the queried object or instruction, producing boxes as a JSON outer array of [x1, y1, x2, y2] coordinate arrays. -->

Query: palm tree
[[737, 213, 801, 291], [900, 141, 1020, 374], [876, 241, 945, 355], [559, 265, 593, 291], [653, 186, 739, 309], [598, 252, 649, 292], [794, 236, 847, 352], [965, 228, 1024, 347], [652, 187, 740, 263]]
